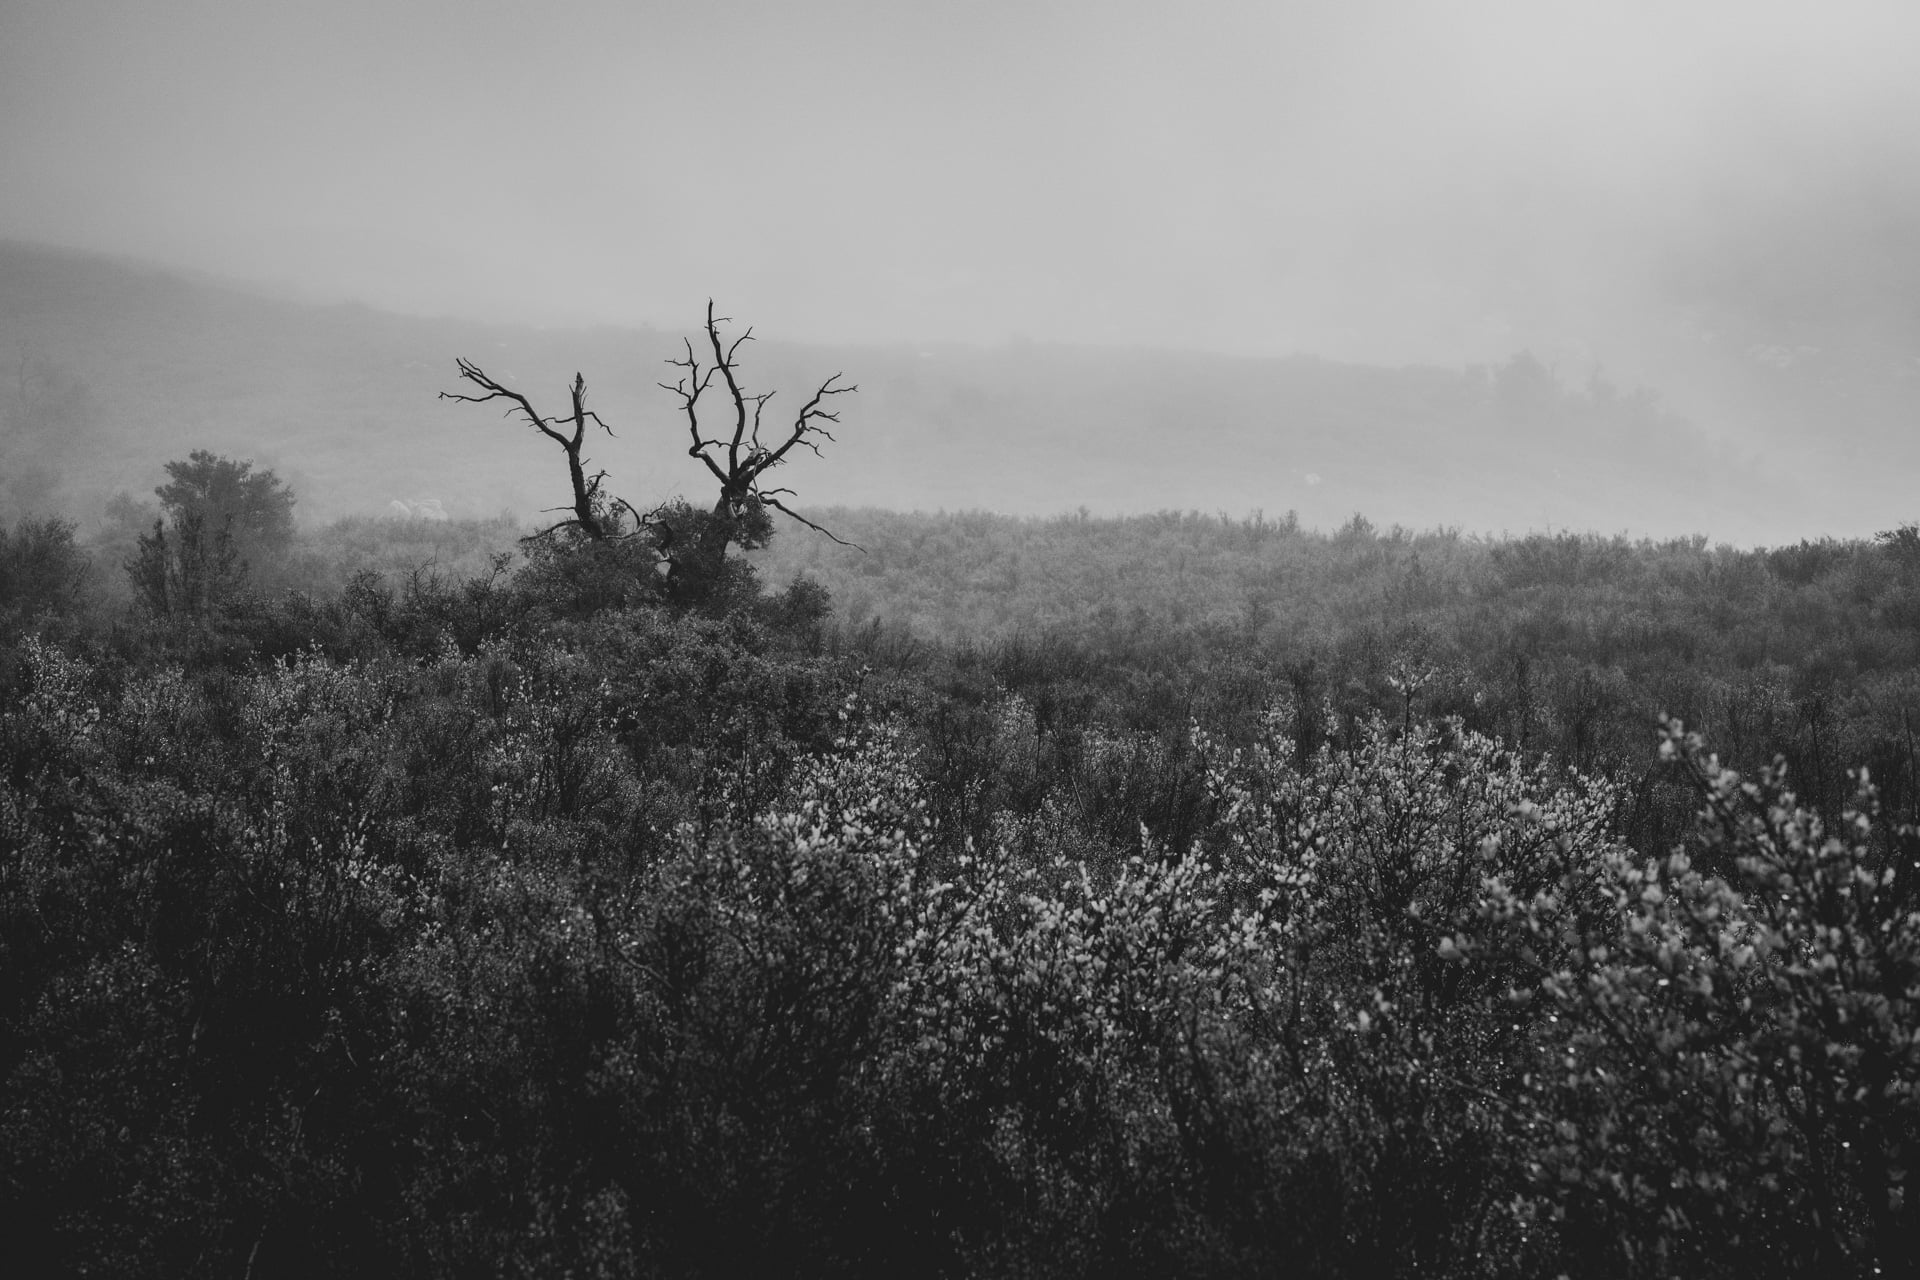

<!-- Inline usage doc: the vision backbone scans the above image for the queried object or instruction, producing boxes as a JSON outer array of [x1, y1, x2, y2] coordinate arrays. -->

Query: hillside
[[1, 240, 1804, 543]]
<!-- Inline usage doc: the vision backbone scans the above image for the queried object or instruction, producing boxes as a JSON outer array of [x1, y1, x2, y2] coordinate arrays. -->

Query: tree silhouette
[[440, 363, 633, 542], [154, 450, 295, 557], [441, 306, 856, 605], [661, 301, 858, 558]]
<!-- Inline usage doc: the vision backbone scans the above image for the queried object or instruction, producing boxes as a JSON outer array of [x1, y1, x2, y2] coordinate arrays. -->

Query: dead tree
[[441, 360, 628, 542], [660, 301, 859, 558]]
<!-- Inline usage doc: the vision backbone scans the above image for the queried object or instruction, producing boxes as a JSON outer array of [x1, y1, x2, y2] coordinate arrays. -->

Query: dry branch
[[442, 360, 618, 541], [659, 301, 858, 550]]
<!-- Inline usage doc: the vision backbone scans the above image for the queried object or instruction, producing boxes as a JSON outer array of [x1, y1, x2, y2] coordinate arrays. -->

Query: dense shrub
[[0, 516, 92, 637], [4, 507, 1920, 1276], [1473, 724, 1920, 1277]]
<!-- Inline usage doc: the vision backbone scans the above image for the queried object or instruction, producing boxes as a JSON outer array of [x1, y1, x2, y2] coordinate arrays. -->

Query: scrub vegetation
[[3, 331, 1919, 1277]]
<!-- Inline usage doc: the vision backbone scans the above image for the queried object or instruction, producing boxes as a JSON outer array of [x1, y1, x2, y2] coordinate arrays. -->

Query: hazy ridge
[[1, 239, 1800, 543]]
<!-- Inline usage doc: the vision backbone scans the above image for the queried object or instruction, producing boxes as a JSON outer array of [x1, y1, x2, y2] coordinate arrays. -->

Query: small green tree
[[155, 450, 296, 561], [125, 509, 245, 618], [0, 516, 92, 635]]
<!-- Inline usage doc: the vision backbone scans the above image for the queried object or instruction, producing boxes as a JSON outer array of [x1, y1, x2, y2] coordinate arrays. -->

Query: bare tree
[[441, 360, 632, 542], [439, 307, 853, 607], [660, 301, 858, 555]]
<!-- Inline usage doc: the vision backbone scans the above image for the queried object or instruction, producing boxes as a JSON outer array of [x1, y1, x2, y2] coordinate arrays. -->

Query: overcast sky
[[3, 0, 1919, 380]]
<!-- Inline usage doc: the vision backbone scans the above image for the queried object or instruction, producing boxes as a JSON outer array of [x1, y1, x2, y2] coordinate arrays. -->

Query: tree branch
[[442, 359, 573, 450], [664, 304, 859, 554], [443, 359, 615, 540], [761, 496, 864, 551]]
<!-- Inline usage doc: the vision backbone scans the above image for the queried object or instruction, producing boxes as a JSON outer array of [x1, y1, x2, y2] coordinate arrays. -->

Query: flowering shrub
[[1166, 711, 1624, 1274], [7, 552, 1920, 1277], [1473, 720, 1920, 1277]]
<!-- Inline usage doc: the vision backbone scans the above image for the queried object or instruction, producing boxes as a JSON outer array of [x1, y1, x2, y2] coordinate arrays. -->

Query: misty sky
[[4, 0, 1919, 381]]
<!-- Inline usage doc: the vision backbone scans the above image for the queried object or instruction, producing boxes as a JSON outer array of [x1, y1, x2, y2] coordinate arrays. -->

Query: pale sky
[[4, 0, 1919, 379]]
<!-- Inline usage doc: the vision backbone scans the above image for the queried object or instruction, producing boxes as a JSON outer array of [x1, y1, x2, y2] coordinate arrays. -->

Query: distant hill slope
[[1, 239, 1795, 540], [746, 505, 1725, 645]]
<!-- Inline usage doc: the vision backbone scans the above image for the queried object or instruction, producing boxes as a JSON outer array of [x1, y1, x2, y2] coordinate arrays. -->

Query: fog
[[4, 0, 1919, 533]]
